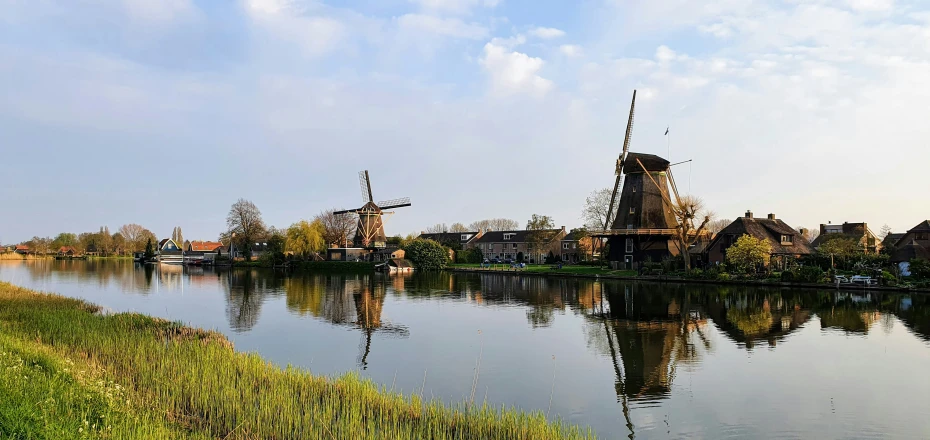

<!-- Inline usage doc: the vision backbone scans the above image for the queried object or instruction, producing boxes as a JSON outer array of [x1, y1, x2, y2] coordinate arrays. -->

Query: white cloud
[[121, 0, 194, 22], [409, 0, 500, 15], [480, 41, 552, 97], [243, 0, 345, 57], [846, 0, 894, 12], [529, 27, 565, 39], [397, 14, 488, 39], [655, 45, 679, 63], [559, 44, 583, 57]]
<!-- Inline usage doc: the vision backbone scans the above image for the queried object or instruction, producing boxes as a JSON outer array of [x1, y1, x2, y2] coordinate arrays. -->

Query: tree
[[526, 214, 556, 263], [707, 219, 732, 235], [909, 258, 930, 279], [424, 223, 448, 234], [403, 239, 450, 270], [581, 188, 619, 230], [76, 232, 94, 254], [449, 223, 469, 233], [119, 224, 146, 252], [286, 220, 326, 258], [262, 231, 287, 265], [879, 224, 893, 240], [227, 198, 267, 261], [669, 195, 713, 271], [572, 227, 594, 261], [28, 236, 51, 255], [97, 226, 112, 255], [143, 238, 155, 261], [819, 234, 860, 269], [51, 232, 77, 251], [171, 226, 184, 247], [726, 234, 771, 273], [468, 218, 519, 232], [797, 226, 819, 243], [111, 233, 126, 255], [317, 209, 356, 248]]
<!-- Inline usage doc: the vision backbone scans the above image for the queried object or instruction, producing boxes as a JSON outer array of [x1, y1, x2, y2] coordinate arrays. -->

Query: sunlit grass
[[0, 282, 595, 439]]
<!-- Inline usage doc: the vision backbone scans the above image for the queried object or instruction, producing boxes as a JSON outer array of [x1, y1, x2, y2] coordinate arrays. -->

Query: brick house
[[416, 231, 483, 250], [810, 222, 881, 254], [473, 227, 567, 263], [706, 211, 813, 268], [559, 229, 598, 263]]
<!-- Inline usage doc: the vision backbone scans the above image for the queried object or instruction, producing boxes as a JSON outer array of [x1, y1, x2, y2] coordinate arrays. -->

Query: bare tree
[[227, 199, 267, 260], [424, 223, 448, 233], [707, 219, 732, 236], [317, 209, 356, 248], [670, 195, 713, 271], [879, 224, 892, 240], [468, 218, 519, 232], [449, 223, 469, 233], [526, 214, 556, 263], [119, 224, 146, 252], [581, 188, 620, 230]]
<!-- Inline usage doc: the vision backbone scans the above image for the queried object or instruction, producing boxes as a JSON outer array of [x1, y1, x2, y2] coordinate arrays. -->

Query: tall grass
[[0, 282, 595, 439]]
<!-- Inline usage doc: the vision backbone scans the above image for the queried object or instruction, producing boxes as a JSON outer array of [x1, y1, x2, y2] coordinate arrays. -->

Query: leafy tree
[[819, 235, 860, 269], [526, 214, 556, 263], [726, 235, 772, 273], [403, 239, 449, 270], [286, 220, 326, 258], [143, 238, 155, 261], [581, 187, 619, 230], [171, 226, 184, 247], [111, 233, 126, 255], [51, 232, 77, 251], [118, 224, 149, 252], [264, 231, 287, 265], [910, 258, 930, 279], [227, 198, 267, 261], [516, 251, 524, 263]]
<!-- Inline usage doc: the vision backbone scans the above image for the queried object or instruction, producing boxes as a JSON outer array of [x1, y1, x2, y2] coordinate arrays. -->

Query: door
[[624, 255, 633, 270]]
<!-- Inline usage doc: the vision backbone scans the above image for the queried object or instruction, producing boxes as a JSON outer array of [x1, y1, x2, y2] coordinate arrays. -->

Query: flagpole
[[665, 126, 670, 160]]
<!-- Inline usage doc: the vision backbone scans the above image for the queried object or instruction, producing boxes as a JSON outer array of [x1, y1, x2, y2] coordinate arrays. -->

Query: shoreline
[[0, 281, 592, 439], [447, 267, 930, 294]]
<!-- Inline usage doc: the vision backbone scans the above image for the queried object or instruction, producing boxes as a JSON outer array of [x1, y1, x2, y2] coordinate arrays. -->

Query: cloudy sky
[[1, 0, 928, 243]]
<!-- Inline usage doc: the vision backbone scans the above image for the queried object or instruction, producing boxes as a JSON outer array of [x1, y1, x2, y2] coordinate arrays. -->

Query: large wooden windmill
[[335, 171, 411, 249], [597, 90, 686, 267]]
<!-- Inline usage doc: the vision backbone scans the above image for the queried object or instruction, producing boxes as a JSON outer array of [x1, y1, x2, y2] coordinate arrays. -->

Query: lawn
[[0, 282, 594, 440]]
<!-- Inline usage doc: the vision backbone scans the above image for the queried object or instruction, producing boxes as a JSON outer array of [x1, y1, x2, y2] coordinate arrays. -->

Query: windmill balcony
[[590, 228, 677, 237]]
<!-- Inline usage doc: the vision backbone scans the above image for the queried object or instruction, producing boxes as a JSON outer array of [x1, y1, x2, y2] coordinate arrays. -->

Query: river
[[1, 260, 929, 439]]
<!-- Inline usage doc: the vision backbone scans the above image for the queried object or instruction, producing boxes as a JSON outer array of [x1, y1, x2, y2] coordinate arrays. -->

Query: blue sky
[[2, 0, 929, 243]]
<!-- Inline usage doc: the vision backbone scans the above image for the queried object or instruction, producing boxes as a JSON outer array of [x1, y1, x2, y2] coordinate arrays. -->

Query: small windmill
[[335, 171, 411, 249], [597, 90, 687, 265]]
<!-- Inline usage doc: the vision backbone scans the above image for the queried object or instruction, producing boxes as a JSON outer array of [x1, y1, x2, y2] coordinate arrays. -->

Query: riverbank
[[231, 260, 376, 272], [447, 265, 930, 293], [0, 282, 592, 439]]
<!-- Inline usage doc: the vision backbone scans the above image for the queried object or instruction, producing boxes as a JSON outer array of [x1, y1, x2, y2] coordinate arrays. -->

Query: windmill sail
[[604, 89, 637, 231]]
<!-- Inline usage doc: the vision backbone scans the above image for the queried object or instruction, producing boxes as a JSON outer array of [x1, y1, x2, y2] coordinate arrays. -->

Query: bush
[[798, 266, 825, 283], [910, 258, 930, 279], [717, 273, 731, 281], [881, 270, 896, 285], [455, 248, 484, 264], [780, 270, 796, 282], [403, 239, 450, 270], [686, 269, 704, 279]]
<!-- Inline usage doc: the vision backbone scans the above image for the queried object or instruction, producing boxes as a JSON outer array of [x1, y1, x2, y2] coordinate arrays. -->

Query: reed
[[0, 282, 595, 439]]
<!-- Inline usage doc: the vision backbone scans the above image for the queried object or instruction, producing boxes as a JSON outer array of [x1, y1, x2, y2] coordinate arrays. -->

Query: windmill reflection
[[284, 274, 409, 369]]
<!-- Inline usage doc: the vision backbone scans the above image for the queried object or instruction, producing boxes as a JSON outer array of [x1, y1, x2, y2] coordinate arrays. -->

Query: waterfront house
[[890, 239, 930, 276], [14, 245, 29, 255], [473, 227, 567, 263], [157, 238, 183, 264], [893, 220, 930, 251], [559, 229, 599, 263], [417, 231, 484, 250], [386, 258, 414, 273], [184, 240, 226, 256], [57, 246, 78, 257], [810, 222, 881, 254], [706, 211, 813, 268], [882, 232, 906, 254]]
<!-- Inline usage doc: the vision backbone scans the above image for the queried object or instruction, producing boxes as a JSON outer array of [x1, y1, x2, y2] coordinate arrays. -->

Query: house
[[810, 222, 881, 254], [892, 220, 930, 252], [890, 240, 930, 277], [559, 229, 599, 263], [157, 239, 183, 264], [706, 211, 813, 268], [327, 247, 368, 262], [184, 240, 226, 255], [57, 246, 78, 257], [882, 233, 906, 254], [385, 258, 414, 273], [473, 227, 568, 263], [229, 241, 270, 260], [417, 231, 484, 250], [14, 245, 29, 255]]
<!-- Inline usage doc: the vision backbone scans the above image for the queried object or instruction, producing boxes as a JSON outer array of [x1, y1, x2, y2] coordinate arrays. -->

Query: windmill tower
[[335, 171, 411, 249], [599, 90, 682, 267]]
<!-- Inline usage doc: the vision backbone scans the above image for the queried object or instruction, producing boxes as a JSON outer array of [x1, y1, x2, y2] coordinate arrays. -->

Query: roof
[[891, 240, 930, 263], [882, 233, 905, 247], [709, 215, 814, 255], [188, 241, 224, 252], [622, 152, 670, 173], [58, 246, 77, 253], [907, 220, 930, 233], [388, 258, 413, 268], [14, 245, 29, 251], [473, 229, 564, 243], [418, 232, 479, 243]]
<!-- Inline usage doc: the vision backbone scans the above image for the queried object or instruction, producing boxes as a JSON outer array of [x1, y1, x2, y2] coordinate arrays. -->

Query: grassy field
[[0, 282, 594, 439], [450, 263, 637, 277]]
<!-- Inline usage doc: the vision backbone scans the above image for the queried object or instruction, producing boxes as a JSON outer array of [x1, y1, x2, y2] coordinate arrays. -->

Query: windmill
[[596, 90, 685, 266], [334, 171, 411, 249]]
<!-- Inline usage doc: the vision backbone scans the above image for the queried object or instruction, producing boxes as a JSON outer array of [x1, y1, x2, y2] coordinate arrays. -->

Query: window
[[629, 207, 636, 214], [563, 243, 569, 250], [512, 243, 517, 249], [504, 233, 515, 240], [627, 224, 634, 230], [461, 234, 471, 241], [625, 238, 633, 253], [781, 235, 793, 245], [632, 186, 636, 193], [572, 243, 577, 249], [918, 233, 928, 240]]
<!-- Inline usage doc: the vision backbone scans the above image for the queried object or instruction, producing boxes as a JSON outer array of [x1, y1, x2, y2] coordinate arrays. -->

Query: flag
[[664, 127, 669, 135]]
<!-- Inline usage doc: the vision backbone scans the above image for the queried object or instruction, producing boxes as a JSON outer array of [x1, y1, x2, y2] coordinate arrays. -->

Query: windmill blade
[[333, 208, 359, 215], [359, 171, 373, 204], [636, 158, 674, 209], [603, 89, 637, 231], [666, 167, 682, 207], [377, 197, 412, 210]]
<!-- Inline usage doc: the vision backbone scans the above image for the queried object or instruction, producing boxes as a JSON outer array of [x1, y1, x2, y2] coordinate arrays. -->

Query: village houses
[[706, 211, 814, 269], [473, 227, 568, 263]]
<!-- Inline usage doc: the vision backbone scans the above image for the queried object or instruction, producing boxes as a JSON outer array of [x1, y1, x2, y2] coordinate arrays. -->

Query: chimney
[[820, 224, 827, 235], [745, 210, 753, 219], [767, 213, 776, 220], [561, 226, 566, 232], [800, 228, 808, 237]]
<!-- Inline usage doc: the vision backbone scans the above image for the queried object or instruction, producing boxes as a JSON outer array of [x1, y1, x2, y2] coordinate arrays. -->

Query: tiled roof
[[474, 229, 563, 243], [15, 245, 29, 251], [188, 241, 224, 252], [418, 232, 479, 243], [58, 246, 77, 253]]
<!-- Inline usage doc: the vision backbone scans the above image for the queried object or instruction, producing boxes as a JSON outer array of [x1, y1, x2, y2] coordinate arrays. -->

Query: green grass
[[449, 264, 637, 277], [0, 282, 594, 439]]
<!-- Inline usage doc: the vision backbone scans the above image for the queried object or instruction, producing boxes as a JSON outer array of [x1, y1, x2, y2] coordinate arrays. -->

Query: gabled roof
[[58, 246, 77, 253], [907, 220, 930, 233], [188, 241, 224, 252], [710, 215, 813, 255], [474, 229, 563, 243], [622, 152, 669, 173], [15, 245, 29, 250], [891, 240, 930, 263], [418, 232, 479, 243], [158, 238, 179, 250], [882, 233, 906, 247]]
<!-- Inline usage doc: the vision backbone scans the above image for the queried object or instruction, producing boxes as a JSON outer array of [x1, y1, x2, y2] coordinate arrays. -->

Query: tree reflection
[[224, 269, 285, 332]]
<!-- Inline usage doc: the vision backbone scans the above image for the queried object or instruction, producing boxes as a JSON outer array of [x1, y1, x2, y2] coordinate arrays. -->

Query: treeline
[[15, 224, 158, 255]]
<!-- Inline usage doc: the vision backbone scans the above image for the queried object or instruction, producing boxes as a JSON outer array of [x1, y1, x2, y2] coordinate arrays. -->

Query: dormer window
[[781, 235, 793, 245], [461, 234, 471, 241], [503, 233, 515, 240]]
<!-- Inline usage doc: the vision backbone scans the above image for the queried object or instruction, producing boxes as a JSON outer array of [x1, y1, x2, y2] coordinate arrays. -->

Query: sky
[[1, 0, 929, 244]]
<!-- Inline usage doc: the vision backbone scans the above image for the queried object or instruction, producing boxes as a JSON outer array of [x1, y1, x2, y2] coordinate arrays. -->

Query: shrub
[[910, 258, 930, 279], [717, 273, 731, 281], [403, 239, 450, 270], [798, 266, 825, 283], [780, 270, 796, 282], [686, 269, 704, 279]]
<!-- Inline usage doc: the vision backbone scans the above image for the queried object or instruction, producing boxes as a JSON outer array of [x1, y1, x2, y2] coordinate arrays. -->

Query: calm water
[[2, 260, 930, 439]]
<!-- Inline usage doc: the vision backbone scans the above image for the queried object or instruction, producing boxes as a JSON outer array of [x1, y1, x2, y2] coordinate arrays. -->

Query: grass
[[449, 263, 637, 277], [0, 282, 594, 439]]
